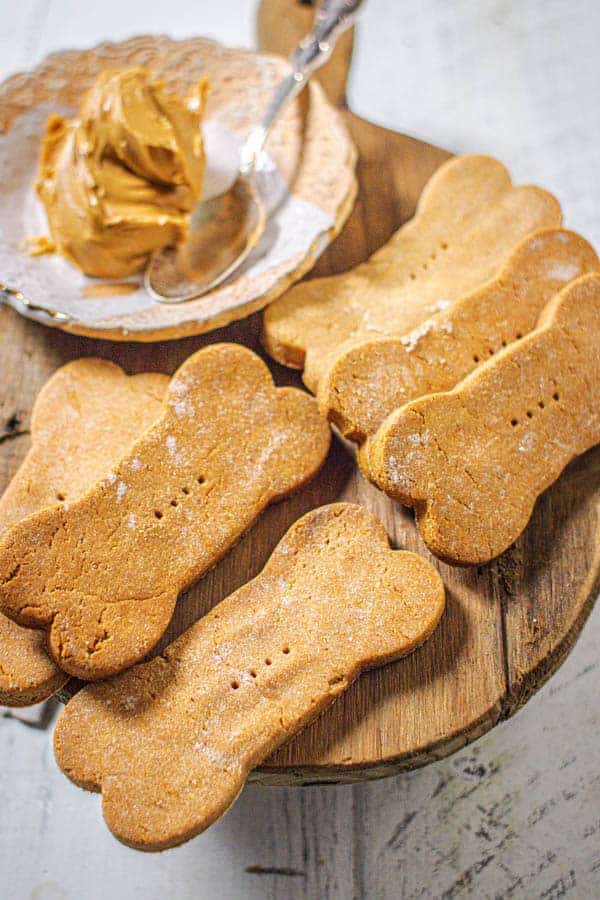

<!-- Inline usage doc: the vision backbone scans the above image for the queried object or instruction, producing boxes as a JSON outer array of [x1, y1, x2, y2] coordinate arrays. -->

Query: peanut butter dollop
[[36, 68, 209, 278]]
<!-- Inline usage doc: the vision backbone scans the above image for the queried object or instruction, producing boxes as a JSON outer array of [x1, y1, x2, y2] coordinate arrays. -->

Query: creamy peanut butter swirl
[[36, 68, 209, 278]]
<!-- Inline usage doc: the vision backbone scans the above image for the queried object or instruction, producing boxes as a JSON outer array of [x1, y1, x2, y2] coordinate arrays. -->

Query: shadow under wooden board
[[1, 17, 599, 785]]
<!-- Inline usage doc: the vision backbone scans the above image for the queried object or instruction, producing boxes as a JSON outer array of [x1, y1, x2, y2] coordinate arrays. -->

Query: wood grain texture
[[3, 108, 597, 783], [256, 0, 354, 109]]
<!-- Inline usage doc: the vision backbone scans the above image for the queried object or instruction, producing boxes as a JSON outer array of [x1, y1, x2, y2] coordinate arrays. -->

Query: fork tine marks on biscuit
[[54, 503, 445, 851], [262, 154, 562, 393], [368, 273, 600, 566], [0, 344, 331, 682], [0, 359, 168, 707], [320, 229, 599, 445]]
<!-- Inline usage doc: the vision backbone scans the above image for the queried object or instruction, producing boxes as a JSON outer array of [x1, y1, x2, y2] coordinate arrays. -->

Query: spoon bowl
[[145, 177, 265, 303]]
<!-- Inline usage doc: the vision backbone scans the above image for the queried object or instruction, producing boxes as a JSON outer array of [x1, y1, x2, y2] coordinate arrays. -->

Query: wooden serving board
[[1, 11, 599, 784]]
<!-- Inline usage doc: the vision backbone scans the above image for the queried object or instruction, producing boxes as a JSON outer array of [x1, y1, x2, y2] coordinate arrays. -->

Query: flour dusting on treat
[[263, 155, 562, 393], [0, 344, 331, 682], [0, 359, 168, 707], [319, 229, 598, 445], [53, 503, 445, 851], [369, 273, 600, 566]]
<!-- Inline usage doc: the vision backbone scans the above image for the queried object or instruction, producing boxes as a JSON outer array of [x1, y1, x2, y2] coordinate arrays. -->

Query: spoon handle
[[241, 0, 366, 172]]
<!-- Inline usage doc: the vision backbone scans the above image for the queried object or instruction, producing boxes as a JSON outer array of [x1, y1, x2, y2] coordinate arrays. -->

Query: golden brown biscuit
[[0, 359, 168, 707], [0, 345, 331, 681], [320, 229, 598, 445], [54, 502, 445, 851], [368, 273, 600, 565], [262, 155, 562, 392]]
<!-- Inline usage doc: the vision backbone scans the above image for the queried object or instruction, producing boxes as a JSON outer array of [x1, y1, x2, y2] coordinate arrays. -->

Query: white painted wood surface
[[0, 1, 599, 897]]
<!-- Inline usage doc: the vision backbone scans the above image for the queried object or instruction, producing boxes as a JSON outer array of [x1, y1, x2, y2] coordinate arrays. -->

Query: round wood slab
[[1, 109, 598, 784], [2, 7, 599, 782]]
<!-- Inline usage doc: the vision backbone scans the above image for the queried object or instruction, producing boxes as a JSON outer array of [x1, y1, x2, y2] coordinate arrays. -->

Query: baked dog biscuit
[[0, 345, 330, 681], [369, 273, 600, 565], [54, 503, 445, 851], [320, 229, 598, 444], [0, 359, 168, 707], [263, 155, 562, 392]]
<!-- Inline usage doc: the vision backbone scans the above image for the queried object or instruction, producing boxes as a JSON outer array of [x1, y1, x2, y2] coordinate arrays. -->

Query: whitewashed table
[[1, 2, 599, 897]]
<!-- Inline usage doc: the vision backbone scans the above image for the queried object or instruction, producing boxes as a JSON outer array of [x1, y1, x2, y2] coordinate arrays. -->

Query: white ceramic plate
[[0, 35, 357, 341]]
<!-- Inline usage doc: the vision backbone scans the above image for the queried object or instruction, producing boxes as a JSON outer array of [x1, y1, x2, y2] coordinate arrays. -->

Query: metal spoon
[[145, 0, 365, 304]]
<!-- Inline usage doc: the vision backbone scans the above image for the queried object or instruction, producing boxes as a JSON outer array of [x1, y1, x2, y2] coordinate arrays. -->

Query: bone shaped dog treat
[[0, 359, 168, 706], [368, 273, 600, 565], [0, 344, 331, 681], [263, 155, 562, 392], [319, 229, 598, 446], [54, 503, 445, 850]]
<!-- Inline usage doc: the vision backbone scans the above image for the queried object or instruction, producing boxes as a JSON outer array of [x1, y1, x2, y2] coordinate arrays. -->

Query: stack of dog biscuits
[[0, 344, 331, 683], [3, 151, 599, 851], [263, 155, 562, 392], [54, 504, 445, 850], [0, 349, 444, 847], [263, 154, 600, 567]]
